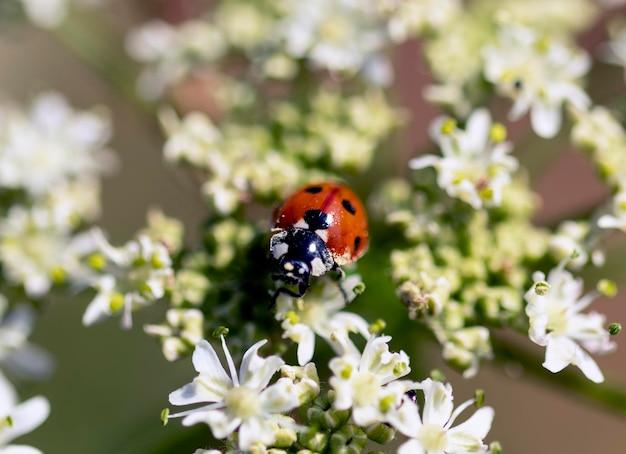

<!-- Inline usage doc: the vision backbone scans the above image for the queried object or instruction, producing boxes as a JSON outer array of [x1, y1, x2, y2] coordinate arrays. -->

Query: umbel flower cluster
[[1, 0, 626, 452]]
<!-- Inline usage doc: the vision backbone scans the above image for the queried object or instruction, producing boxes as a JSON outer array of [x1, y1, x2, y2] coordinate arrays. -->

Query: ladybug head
[[278, 257, 311, 287], [270, 228, 335, 298]]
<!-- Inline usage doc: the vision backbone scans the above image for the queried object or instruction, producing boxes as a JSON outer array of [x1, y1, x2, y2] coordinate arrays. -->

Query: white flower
[[126, 19, 227, 100], [0, 206, 98, 297], [524, 262, 616, 383], [0, 300, 54, 382], [275, 275, 370, 365], [278, 0, 392, 84], [159, 108, 222, 168], [83, 229, 174, 329], [549, 221, 591, 268], [144, 308, 204, 361], [391, 379, 495, 454], [168, 337, 300, 451], [441, 326, 493, 379], [0, 91, 113, 197], [0, 376, 50, 454], [329, 334, 415, 426], [378, 0, 461, 42], [410, 108, 518, 209], [483, 24, 591, 138]]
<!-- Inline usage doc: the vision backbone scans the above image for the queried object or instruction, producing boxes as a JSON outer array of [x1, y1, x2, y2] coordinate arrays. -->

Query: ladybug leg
[[269, 283, 309, 308]]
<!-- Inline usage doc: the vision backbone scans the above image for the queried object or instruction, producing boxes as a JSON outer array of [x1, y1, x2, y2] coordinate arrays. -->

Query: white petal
[[531, 102, 562, 139], [464, 108, 490, 151], [0, 372, 18, 413], [409, 155, 440, 170], [296, 327, 316, 366], [185, 408, 240, 439], [192, 340, 230, 381], [397, 438, 426, 454], [239, 340, 284, 389], [420, 380, 453, 427], [385, 398, 422, 437], [2, 446, 44, 454], [543, 336, 576, 373], [0, 396, 50, 445], [260, 379, 300, 413], [237, 417, 275, 451], [447, 406, 494, 449], [574, 346, 605, 383]]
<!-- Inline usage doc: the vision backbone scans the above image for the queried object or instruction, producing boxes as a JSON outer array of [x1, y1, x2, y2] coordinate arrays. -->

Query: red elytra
[[273, 182, 369, 266]]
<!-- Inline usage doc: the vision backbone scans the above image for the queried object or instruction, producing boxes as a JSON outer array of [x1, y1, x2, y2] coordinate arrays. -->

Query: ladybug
[[270, 182, 369, 301]]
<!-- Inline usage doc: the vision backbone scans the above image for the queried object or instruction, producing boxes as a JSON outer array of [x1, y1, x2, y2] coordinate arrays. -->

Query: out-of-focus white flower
[[0, 299, 53, 383], [168, 337, 300, 451], [390, 379, 494, 454], [410, 108, 518, 209], [378, 0, 461, 42], [483, 24, 590, 138], [278, 0, 392, 84], [549, 221, 591, 269], [524, 262, 616, 383], [441, 326, 493, 379], [0, 206, 98, 297], [0, 91, 113, 196], [126, 19, 227, 100], [0, 391, 50, 454], [329, 334, 415, 426], [159, 108, 223, 168], [275, 275, 369, 365], [144, 309, 204, 361], [83, 229, 173, 329], [570, 105, 626, 186]]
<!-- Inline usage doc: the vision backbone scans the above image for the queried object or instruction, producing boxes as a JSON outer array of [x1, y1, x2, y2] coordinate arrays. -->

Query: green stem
[[491, 331, 626, 415]]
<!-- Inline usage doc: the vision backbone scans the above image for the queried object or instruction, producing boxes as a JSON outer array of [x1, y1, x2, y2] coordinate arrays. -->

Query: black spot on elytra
[[304, 209, 330, 230], [305, 186, 323, 194], [354, 236, 361, 252], [342, 199, 356, 215]]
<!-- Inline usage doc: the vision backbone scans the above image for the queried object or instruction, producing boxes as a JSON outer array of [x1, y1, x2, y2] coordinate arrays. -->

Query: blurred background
[[1, 0, 626, 453]]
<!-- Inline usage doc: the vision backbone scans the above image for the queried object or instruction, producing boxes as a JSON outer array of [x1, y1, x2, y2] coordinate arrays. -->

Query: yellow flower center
[[225, 386, 261, 420], [418, 423, 448, 452]]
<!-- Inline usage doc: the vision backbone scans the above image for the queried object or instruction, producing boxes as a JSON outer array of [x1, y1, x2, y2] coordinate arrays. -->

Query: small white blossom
[[278, 0, 392, 84], [168, 337, 300, 451], [329, 334, 416, 426], [0, 206, 98, 297], [275, 275, 369, 365], [483, 24, 591, 138], [390, 379, 495, 454], [0, 91, 113, 197], [549, 221, 592, 269], [524, 262, 616, 383], [410, 108, 518, 209], [126, 19, 227, 100], [441, 326, 493, 379], [144, 309, 204, 361], [83, 229, 174, 329], [378, 0, 461, 42], [0, 375, 50, 454]]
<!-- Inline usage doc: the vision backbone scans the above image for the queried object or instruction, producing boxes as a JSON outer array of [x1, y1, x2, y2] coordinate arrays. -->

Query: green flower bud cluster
[[380, 176, 552, 376]]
